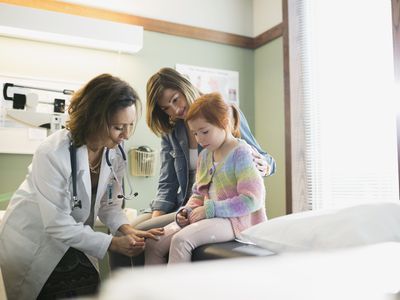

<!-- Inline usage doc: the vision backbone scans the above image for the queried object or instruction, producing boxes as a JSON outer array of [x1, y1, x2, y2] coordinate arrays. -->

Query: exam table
[[100, 202, 400, 300]]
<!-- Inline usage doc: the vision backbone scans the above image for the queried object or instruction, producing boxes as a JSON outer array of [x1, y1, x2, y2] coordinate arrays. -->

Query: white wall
[[63, 0, 254, 36], [253, 0, 282, 36], [64, 0, 284, 36]]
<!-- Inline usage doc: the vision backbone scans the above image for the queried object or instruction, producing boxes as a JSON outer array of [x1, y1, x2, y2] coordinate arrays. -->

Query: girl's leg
[[168, 218, 235, 264], [144, 221, 181, 265]]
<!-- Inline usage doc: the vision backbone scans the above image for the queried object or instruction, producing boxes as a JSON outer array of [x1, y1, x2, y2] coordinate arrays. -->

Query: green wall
[[0, 154, 32, 203], [0, 32, 286, 216], [0, 30, 261, 213], [254, 37, 286, 218]]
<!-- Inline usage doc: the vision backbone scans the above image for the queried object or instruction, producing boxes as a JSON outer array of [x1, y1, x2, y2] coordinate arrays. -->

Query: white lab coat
[[0, 129, 129, 300]]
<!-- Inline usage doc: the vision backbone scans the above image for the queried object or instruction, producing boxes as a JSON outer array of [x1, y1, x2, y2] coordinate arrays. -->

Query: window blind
[[297, 0, 399, 209]]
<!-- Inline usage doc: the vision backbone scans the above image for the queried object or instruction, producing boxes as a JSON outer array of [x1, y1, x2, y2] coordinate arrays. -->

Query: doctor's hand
[[109, 235, 145, 257], [189, 206, 206, 223], [119, 224, 164, 241], [130, 227, 164, 241]]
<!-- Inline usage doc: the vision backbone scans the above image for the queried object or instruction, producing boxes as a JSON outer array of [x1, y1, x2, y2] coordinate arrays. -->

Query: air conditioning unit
[[0, 3, 143, 54]]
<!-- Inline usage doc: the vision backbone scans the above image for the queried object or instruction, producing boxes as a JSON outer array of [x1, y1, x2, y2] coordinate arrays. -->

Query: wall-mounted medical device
[[3, 82, 72, 133], [129, 146, 157, 177], [0, 3, 143, 54]]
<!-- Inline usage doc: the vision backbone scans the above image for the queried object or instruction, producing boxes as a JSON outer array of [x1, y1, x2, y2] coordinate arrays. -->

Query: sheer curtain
[[294, 0, 399, 210]]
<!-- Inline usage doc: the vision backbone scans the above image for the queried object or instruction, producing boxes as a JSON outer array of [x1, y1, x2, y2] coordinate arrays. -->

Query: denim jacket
[[149, 109, 276, 213]]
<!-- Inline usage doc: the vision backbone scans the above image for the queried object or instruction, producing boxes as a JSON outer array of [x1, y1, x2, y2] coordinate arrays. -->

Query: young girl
[[145, 92, 267, 264]]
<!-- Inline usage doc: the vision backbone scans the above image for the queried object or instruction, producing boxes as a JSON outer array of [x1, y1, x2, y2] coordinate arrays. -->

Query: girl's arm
[[204, 146, 265, 218]]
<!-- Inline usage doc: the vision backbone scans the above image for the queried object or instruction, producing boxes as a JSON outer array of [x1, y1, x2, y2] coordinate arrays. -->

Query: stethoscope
[[69, 143, 138, 210]]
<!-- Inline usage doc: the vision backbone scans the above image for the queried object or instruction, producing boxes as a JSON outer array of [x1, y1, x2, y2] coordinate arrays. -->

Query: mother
[[134, 67, 276, 225]]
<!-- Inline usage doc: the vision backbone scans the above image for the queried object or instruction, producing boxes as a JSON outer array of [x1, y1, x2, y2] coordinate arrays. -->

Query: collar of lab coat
[[75, 146, 113, 203]]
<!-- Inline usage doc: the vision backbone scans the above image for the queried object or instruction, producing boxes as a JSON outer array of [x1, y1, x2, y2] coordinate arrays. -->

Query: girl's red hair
[[186, 92, 240, 138]]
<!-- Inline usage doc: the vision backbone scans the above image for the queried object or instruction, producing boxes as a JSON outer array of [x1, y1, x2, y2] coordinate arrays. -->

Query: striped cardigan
[[186, 139, 267, 237]]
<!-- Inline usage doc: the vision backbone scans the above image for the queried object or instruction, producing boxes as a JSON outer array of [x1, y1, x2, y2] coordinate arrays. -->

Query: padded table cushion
[[192, 241, 275, 261], [192, 241, 255, 260]]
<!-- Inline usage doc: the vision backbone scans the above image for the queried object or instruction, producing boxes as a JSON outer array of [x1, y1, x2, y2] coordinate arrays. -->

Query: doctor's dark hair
[[67, 74, 141, 147], [185, 92, 241, 138], [146, 67, 201, 136]]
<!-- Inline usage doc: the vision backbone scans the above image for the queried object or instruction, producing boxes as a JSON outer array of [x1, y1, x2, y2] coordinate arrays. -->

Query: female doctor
[[0, 74, 163, 300]]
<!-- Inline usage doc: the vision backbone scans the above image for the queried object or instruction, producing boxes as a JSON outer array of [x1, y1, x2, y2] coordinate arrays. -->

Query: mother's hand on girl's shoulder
[[249, 146, 270, 176]]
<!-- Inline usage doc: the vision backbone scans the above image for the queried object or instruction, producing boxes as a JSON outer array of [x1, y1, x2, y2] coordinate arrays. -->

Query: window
[[288, 0, 399, 210]]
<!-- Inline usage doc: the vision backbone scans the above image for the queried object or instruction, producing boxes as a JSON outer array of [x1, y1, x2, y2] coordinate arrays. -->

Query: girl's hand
[[176, 208, 190, 227], [189, 206, 206, 223]]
